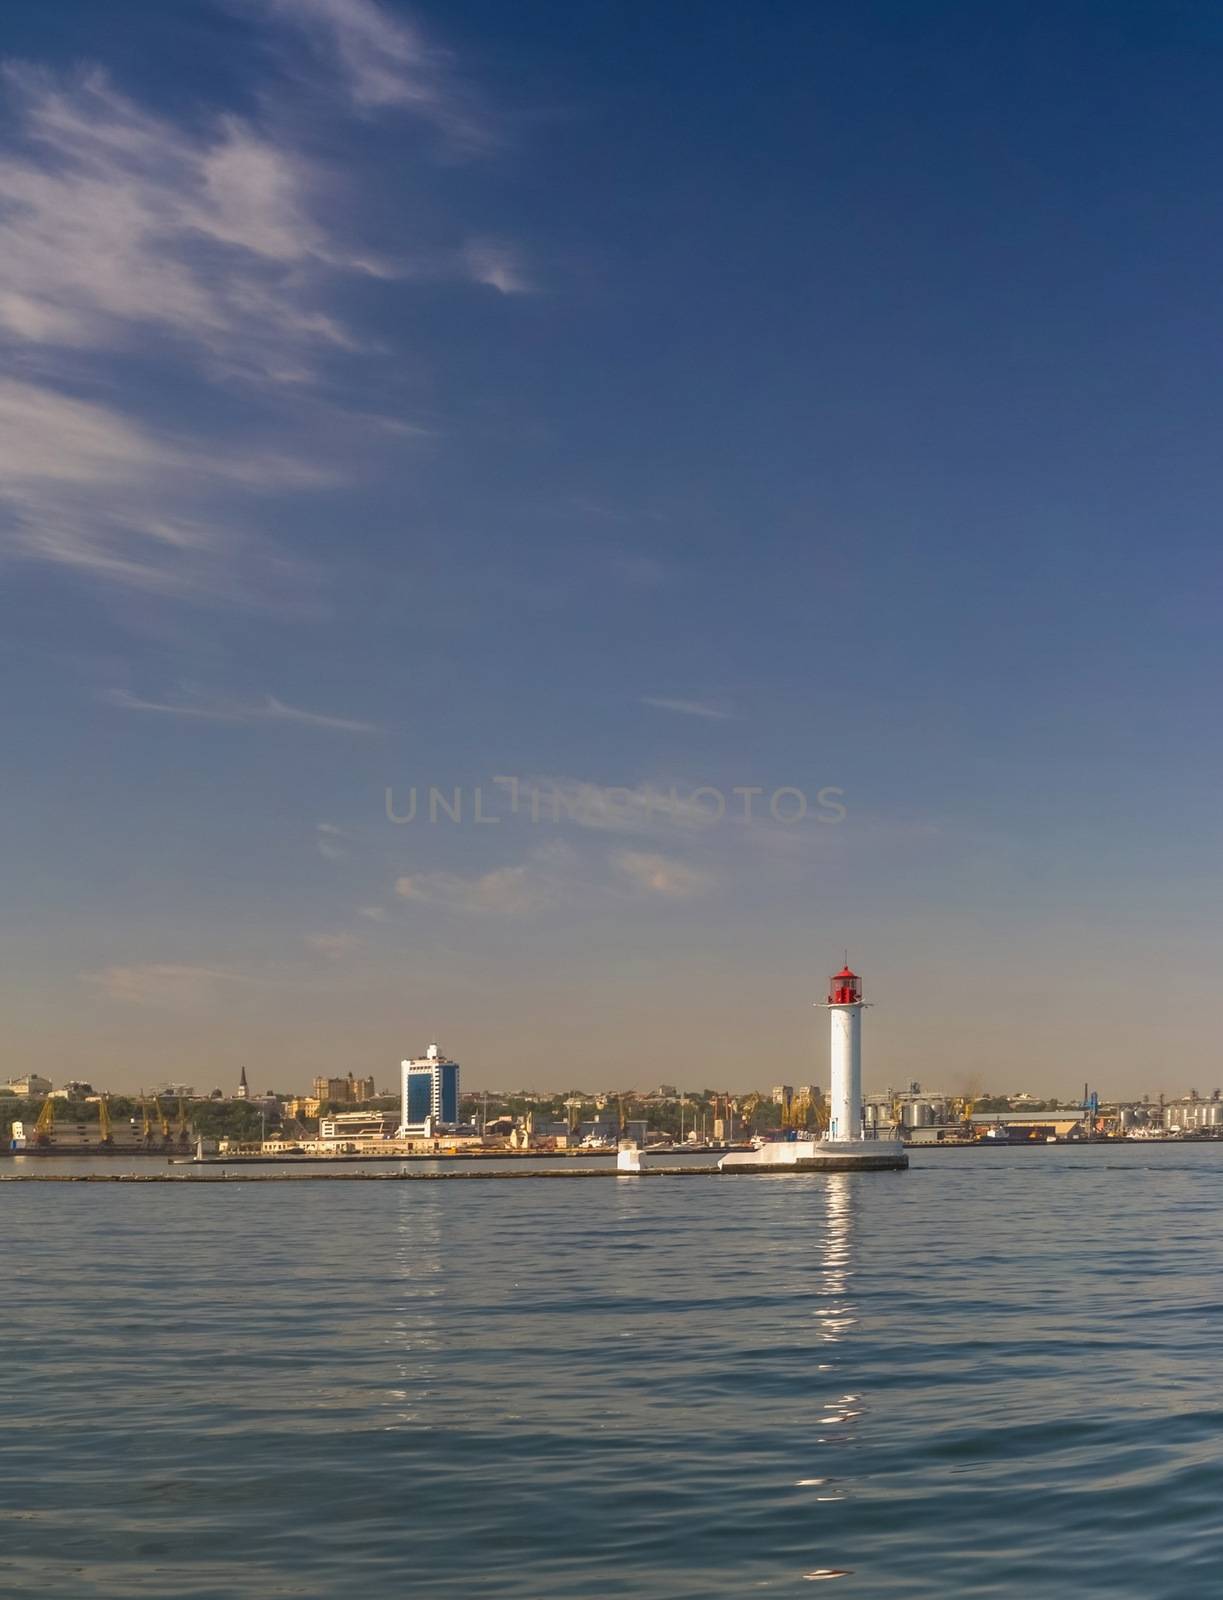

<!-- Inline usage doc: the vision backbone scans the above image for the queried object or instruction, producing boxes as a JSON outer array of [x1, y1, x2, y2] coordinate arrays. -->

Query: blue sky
[[3, 0, 1223, 1097]]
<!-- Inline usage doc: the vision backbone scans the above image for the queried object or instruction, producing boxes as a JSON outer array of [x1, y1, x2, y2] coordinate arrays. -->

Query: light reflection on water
[[3, 1145, 1223, 1598]]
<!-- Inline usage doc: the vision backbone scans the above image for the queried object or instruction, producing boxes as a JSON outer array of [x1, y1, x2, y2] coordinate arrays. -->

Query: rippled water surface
[[4, 1146, 1221, 1597]]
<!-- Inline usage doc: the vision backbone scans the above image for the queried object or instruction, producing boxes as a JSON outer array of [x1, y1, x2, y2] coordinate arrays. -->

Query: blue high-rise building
[[399, 1043, 460, 1135]]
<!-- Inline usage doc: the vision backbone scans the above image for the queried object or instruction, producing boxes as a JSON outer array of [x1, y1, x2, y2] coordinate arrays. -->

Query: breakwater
[[4, 1164, 723, 1182]]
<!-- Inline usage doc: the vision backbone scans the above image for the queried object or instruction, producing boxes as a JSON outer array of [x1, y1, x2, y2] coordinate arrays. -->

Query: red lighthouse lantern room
[[828, 966, 862, 1005]]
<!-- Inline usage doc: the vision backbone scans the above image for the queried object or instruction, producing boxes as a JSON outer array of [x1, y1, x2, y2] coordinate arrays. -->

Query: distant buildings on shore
[[3, 1074, 52, 1098], [5, 1058, 1223, 1154], [314, 1072, 377, 1105]]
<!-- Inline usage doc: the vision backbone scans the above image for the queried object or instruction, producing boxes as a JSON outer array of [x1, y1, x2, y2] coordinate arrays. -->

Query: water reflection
[[810, 1176, 866, 1466], [387, 1182, 444, 1423], [815, 1175, 858, 1345]]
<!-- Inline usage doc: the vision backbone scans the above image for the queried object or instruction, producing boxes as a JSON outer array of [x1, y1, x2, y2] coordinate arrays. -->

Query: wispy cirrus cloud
[[0, 12, 526, 607], [102, 687, 378, 733], [255, 0, 483, 136], [305, 930, 360, 957], [395, 842, 577, 915], [85, 962, 256, 1008], [463, 239, 532, 295], [0, 377, 330, 603], [0, 65, 367, 369], [614, 850, 712, 898], [641, 696, 734, 721], [316, 822, 349, 859], [391, 839, 714, 916], [396, 863, 543, 915], [512, 775, 732, 835], [0, 63, 363, 601]]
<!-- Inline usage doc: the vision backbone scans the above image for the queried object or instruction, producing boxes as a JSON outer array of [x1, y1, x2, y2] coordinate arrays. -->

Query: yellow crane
[[98, 1096, 113, 1146], [176, 1097, 192, 1147], [140, 1098, 153, 1143], [33, 1097, 55, 1146], [157, 1099, 172, 1144], [739, 1091, 763, 1134]]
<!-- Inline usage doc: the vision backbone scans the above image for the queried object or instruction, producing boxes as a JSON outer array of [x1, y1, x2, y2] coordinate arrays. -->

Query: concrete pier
[[0, 1161, 909, 1183]]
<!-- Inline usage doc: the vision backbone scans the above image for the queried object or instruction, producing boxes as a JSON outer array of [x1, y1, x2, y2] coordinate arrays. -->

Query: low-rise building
[[312, 1073, 377, 1105], [2, 1074, 53, 1098], [967, 1110, 1087, 1138], [511, 1121, 572, 1149], [319, 1111, 398, 1141]]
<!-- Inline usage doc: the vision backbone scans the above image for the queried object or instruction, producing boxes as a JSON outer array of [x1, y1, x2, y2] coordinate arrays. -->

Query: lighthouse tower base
[[718, 1136, 908, 1174]]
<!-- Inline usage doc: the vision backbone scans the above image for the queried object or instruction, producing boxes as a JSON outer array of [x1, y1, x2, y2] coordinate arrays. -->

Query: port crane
[[98, 1096, 113, 1147], [738, 1091, 763, 1134], [33, 1097, 55, 1147]]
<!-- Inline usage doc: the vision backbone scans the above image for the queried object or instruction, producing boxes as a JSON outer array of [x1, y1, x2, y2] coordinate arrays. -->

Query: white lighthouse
[[720, 957, 907, 1173], [824, 965, 864, 1140]]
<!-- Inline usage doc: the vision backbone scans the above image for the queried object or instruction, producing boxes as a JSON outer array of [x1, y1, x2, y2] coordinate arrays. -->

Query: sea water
[[2, 1144, 1220, 1597]]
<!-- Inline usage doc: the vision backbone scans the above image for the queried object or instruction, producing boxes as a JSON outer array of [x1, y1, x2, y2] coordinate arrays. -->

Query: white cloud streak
[[641, 696, 734, 721], [102, 687, 378, 733], [0, 65, 361, 367], [395, 842, 577, 915], [515, 775, 733, 835], [396, 863, 543, 915], [256, 0, 485, 139], [85, 962, 255, 1008], [614, 851, 712, 898], [0, 16, 526, 607], [316, 822, 349, 859], [305, 930, 359, 957], [0, 63, 359, 602], [0, 378, 330, 602], [463, 239, 531, 295]]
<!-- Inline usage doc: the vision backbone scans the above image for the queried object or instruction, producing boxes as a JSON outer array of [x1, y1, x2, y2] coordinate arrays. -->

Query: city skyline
[[5, 1, 1223, 1097]]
